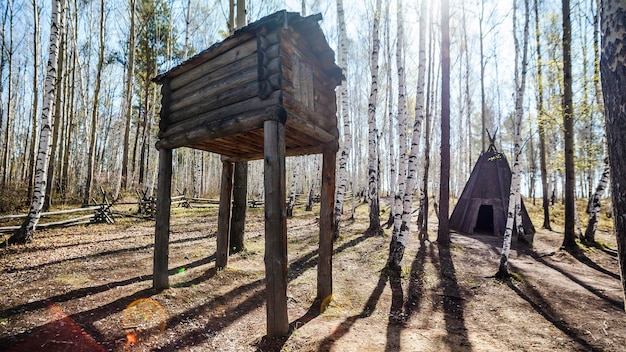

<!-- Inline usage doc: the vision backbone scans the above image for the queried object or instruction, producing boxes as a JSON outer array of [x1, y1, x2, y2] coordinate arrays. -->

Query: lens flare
[[122, 298, 167, 345]]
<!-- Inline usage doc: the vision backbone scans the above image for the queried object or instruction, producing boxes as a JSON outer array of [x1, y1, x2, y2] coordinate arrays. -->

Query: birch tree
[[497, 0, 530, 279], [599, 0, 626, 308], [8, 0, 62, 244], [366, 0, 383, 235], [333, 0, 352, 238], [27, 0, 41, 201], [388, 0, 427, 270], [391, 0, 409, 235], [584, 0, 608, 245]]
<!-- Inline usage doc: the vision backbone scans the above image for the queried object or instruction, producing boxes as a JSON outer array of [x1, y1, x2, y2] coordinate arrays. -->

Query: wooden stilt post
[[216, 160, 234, 269], [317, 149, 336, 308], [154, 147, 173, 290], [264, 118, 288, 337], [229, 162, 248, 253]]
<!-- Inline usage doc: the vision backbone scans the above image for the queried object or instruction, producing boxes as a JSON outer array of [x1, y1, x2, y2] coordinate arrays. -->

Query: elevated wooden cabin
[[154, 10, 342, 160], [152, 11, 343, 338]]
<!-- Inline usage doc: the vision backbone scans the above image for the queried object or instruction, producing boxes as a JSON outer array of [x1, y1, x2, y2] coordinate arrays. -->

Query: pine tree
[[599, 0, 626, 309]]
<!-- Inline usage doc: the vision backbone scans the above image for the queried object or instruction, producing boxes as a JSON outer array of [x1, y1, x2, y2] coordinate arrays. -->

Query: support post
[[263, 119, 288, 337], [216, 160, 234, 269], [317, 149, 336, 308], [154, 148, 173, 290], [230, 161, 248, 253]]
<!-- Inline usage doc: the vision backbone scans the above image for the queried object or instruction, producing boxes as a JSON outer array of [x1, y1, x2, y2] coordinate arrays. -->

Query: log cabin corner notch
[[152, 10, 343, 338]]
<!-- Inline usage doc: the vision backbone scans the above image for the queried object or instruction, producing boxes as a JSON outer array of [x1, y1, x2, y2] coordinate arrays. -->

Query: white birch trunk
[[388, 0, 427, 269], [391, 0, 409, 236], [192, 150, 202, 198], [367, 0, 383, 234], [584, 148, 610, 243], [333, 0, 352, 238], [287, 159, 299, 217], [9, 0, 62, 244], [497, 0, 529, 278]]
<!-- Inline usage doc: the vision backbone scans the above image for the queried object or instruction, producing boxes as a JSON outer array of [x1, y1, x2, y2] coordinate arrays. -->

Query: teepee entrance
[[475, 204, 494, 233]]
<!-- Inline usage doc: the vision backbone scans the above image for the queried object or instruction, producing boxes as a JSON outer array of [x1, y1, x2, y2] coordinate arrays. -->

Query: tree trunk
[[83, 0, 105, 205], [287, 159, 298, 217], [8, 0, 62, 244], [391, 0, 409, 237], [561, 0, 577, 250], [497, 0, 530, 278], [388, 0, 426, 270], [534, 0, 552, 230], [44, 3, 66, 210], [437, 0, 451, 244], [599, 0, 626, 309], [1, 0, 14, 188], [366, 0, 383, 236], [120, 0, 136, 192], [27, 0, 40, 201], [230, 161, 247, 253]]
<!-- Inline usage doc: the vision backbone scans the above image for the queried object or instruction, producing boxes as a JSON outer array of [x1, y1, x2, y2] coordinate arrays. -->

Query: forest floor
[[0, 198, 624, 352]]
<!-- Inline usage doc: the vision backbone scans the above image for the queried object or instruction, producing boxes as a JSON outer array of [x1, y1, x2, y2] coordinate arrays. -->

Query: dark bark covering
[[229, 162, 247, 253], [438, 0, 451, 244], [600, 0, 626, 309], [562, 0, 577, 250]]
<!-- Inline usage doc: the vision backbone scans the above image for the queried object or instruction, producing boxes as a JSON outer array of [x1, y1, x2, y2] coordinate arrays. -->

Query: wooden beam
[[263, 119, 289, 337], [168, 36, 257, 89], [317, 149, 336, 308], [153, 148, 173, 290], [216, 160, 234, 269]]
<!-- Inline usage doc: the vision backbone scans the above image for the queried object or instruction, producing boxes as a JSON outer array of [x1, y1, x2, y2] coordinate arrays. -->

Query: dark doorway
[[474, 205, 494, 233]]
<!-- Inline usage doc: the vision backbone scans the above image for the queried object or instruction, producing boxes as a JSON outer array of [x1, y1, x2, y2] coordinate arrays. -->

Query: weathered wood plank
[[170, 53, 258, 101], [284, 110, 338, 143], [157, 110, 268, 150], [263, 119, 289, 337], [318, 149, 336, 307], [170, 65, 259, 114], [282, 91, 334, 132], [222, 144, 330, 162], [168, 77, 259, 123], [0, 206, 100, 220], [216, 161, 234, 269], [162, 90, 282, 139], [154, 148, 173, 290], [169, 38, 258, 90]]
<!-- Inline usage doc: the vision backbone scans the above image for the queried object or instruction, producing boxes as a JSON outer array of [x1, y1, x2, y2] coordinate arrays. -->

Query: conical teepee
[[450, 139, 535, 243]]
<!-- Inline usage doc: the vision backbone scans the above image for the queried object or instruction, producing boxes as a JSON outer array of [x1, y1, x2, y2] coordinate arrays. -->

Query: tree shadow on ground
[[433, 241, 473, 350], [507, 263, 602, 352], [384, 238, 430, 352], [0, 255, 216, 321], [317, 268, 389, 351], [523, 249, 623, 309], [5, 233, 214, 273], [159, 231, 380, 351], [568, 248, 620, 280]]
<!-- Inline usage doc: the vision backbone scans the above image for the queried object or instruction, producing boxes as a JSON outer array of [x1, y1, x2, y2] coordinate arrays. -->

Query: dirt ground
[[0, 200, 624, 352]]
